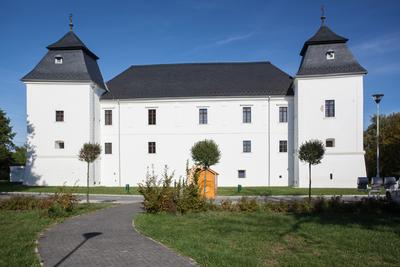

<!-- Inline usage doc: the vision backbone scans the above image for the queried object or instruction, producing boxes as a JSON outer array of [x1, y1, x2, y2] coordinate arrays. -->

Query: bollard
[[238, 184, 242, 193]]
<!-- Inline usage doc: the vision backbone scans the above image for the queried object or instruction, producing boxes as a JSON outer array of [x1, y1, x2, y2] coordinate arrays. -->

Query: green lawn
[[0, 203, 111, 267], [135, 211, 400, 267], [0, 182, 367, 196]]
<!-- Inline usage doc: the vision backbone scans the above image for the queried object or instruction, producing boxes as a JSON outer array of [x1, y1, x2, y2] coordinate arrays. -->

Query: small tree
[[191, 139, 221, 196], [298, 139, 325, 201], [79, 143, 101, 203]]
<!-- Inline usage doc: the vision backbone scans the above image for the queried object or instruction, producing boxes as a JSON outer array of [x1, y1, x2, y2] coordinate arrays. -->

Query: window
[[55, 110, 64, 122], [326, 138, 335, 148], [279, 140, 287, 153], [105, 110, 112, 125], [105, 143, 112, 154], [243, 107, 251, 123], [148, 109, 156, 125], [243, 140, 251, 153], [55, 141, 64, 149], [54, 55, 63, 64], [238, 170, 246, 178], [199, 108, 208, 124], [325, 100, 335, 117], [279, 107, 288, 123], [148, 142, 156, 154], [326, 50, 335, 60]]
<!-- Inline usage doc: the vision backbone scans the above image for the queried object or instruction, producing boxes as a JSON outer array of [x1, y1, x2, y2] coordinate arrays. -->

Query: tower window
[[325, 100, 335, 117], [238, 170, 246, 178], [148, 109, 156, 125], [148, 142, 156, 154], [326, 138, 335, 148], [279, 107, 288, 123], [105, 110, 112, 125], [243, 107, 251, 123], [326, 50, 335, 60], [279, 140, 287, 153], [55, 110, 64, 122], [55, 141, 64, 149], [105, 142, 112, 154], [54, 55, 63, 64], [243, 140, 251, 153]]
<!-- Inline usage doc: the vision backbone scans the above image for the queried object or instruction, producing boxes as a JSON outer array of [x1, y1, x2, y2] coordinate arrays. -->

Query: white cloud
[[189, 32, 255, 54], [353, 32, 400, 54]]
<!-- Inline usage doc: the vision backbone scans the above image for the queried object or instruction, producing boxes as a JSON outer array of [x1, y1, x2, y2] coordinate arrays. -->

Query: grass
[[0, 203, 111, 267], [135, 211, 400, 267], [0, 182, 367, 196]]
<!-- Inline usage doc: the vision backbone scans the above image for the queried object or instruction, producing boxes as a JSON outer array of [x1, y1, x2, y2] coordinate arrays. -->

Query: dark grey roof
[[300, 26, 348, 56], [21, 31, 105, 89], [102, 62, 293, 100], [297, 26, 367, 77], [47, 31, 99, 59]]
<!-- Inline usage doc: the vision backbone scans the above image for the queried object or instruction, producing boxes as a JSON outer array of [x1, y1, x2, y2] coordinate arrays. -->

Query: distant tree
[[12, 144, 27, 166], [79, 143, 101, 203], [191, 139, 221, 196], [364, 112, 400, 178], [298, 139, 325, 201], [0, 109, 16, 180]]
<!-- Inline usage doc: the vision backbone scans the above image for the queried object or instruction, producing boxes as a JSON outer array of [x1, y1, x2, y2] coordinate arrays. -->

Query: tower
[[294, 19, 367, 188], [21, 18, 106, 185]]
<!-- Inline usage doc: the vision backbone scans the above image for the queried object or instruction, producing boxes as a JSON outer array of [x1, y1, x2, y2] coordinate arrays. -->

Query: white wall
[[294, 75, 366, 188], [100, 97, 293, 187], [24, 82, 102, 186]]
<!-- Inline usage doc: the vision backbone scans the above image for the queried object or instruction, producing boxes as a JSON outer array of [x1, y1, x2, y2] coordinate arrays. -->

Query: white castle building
[[21, 19, 367, 188]]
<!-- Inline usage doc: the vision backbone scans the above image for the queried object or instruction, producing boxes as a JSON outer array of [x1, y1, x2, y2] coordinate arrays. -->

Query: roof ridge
[[129, 61, 272, 68]]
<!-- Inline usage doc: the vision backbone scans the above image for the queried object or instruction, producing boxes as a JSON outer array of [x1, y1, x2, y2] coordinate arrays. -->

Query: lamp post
[[372, 94, 384, 178]]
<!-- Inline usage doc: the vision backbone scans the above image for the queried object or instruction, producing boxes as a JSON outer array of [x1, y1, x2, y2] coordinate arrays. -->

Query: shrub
[[0, 195, 41, 210], [237, 197, 259, 212]]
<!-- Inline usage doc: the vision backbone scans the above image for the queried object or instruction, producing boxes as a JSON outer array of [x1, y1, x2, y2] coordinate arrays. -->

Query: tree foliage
[[78, 143, 101, 163], [12, 144, 27, 165], [364, 113, 400, 177], [0, 109, 16, 180], [191, 139, 221, 169], [298, 139, 325, 166]]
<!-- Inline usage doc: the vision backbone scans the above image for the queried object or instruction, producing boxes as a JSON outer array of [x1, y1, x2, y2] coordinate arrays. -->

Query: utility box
[[197, 168, 218, 199]]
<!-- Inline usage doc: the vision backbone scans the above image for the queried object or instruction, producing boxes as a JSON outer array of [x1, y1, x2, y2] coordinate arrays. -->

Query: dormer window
[[54, 55, 63, 64], [326, 50, 335, 60]]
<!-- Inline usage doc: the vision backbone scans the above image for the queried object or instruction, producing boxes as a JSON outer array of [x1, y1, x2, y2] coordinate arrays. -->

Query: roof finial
[[320, 5, 326, 26], [69, 14, 73, 31]]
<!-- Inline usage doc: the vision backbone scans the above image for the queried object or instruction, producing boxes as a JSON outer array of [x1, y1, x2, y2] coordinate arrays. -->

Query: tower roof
[[300, 26, 348, 56], [47, 31, 99, 60]]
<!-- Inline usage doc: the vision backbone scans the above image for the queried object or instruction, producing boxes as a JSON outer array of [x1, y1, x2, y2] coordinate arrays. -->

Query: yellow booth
[[197, 168, 218, 199]]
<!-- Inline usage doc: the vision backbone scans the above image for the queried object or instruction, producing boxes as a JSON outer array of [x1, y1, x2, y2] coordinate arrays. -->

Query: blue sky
[[1, 0, 399, 146]]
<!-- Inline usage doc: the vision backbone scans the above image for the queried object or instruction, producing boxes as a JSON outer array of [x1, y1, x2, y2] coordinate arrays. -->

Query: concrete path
[[38, 203, 196, 267]]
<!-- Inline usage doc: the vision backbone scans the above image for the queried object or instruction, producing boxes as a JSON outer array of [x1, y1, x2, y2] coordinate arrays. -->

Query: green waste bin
[[238, 184, 242, 193], [125, 184, 130, 193]]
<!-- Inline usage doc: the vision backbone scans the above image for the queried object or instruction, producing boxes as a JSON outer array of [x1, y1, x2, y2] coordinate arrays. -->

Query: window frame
[[148, 142, 156, 154], [238, 170, 246, 178], [243, 140, 251, 153], [55, 140, 65, 149], [199, 108, 208, 125], [104, 142, 112, 154], [279, 140, 288, 153], [105, 110, 113, 126], [55, 110, 64, 122], [54, 55, 63, 64], [325, 100, 335, 118], [279, 106, 288, 123], [242, 107, 251, 123], [148, 109, 156, 125], [326, 138, 335, 148]]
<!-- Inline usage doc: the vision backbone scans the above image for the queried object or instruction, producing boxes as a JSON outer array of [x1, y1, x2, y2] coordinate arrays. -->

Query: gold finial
[[321, 5, 326, 26], [69, 14, 73, 31]]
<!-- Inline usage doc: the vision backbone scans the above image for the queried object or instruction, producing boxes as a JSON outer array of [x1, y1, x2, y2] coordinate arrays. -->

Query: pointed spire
[[320, 5, 326, 26], [69, 14, 73, 31]]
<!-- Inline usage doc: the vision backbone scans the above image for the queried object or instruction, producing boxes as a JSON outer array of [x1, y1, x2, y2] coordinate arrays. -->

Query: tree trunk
[[87, 162, 90, 204], [308, 163, 312, 202]]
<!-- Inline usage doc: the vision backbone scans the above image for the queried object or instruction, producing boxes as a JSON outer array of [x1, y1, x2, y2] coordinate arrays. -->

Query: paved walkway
[[38, 203, 196, 267]]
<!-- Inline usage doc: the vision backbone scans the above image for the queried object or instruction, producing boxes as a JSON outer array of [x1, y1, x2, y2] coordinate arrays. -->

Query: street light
[[372, 93, 384, 178]]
